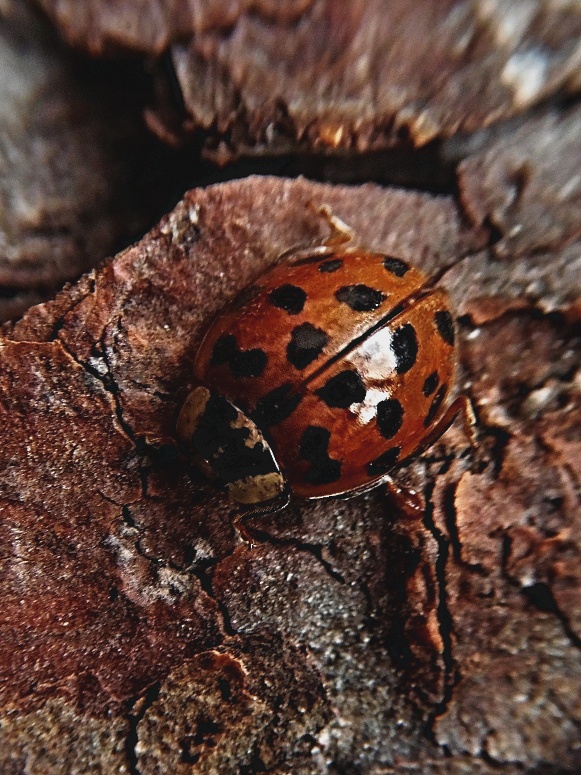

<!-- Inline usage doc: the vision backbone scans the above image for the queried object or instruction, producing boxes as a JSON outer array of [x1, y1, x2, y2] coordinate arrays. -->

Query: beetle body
[[177, 214, 464, 521]]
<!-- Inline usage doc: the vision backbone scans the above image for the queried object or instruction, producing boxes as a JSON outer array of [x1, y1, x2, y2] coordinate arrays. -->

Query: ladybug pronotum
[[177, 207, 475, 541]]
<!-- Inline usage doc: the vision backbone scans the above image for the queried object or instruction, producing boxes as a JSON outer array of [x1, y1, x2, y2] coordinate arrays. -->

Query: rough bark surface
[[35, 0, 581, 161], [0, 1, 164, 322], [457, 106, 581, 259], [35, 0, 313, 55], [1, 174, 579, 773]]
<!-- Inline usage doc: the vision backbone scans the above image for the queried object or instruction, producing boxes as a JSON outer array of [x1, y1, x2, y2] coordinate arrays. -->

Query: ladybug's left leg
[[274, 203, 355, 267], [420, 395, 478, 454], [384, 397, 478, 518], [231, 511, 259, 548], [231, 489, 291, 548], [383, 478, 425, 518]]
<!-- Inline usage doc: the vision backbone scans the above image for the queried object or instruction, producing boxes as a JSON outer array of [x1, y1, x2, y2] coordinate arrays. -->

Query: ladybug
[[177, 207, 475, 541]]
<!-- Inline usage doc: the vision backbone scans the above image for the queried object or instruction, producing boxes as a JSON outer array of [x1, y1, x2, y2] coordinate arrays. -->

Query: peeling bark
[[0, 1, 174, 322], [35, 1, 581, 161]]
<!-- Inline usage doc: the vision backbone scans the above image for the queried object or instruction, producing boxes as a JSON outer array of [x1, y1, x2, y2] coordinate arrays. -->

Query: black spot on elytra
[[231, 348, 268, 378], [424, 384, 448, 427], [190, 393, 278, 484], [367, 446, 401, 477], [392, 324, 418, 374], [210, 334, 267, 378], [376, 398, 404, 439], [383, 257, 410, 277], [210, 334, 237, 365], [287, 323, 329, 369], [435, 310, 455, 346], [335, 284, 386, 312], [319, 258, 343, 273], [299, 425, 342, 485], [316, 370, 366, 408], [423, 370, 439, 397], [253, 383, 302, 427], [268, 284, 307, 315]]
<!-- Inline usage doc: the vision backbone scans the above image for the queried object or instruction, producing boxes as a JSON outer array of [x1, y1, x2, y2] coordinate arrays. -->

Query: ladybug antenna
[[308, 202, 354, 246]]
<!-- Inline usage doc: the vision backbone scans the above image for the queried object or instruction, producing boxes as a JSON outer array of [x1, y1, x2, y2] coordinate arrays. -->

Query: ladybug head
[[177, 386, 288, 508]]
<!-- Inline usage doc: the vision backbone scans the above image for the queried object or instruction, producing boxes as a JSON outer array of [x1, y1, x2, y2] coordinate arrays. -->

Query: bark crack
[[422, 478, 459, 740], [246, 527, 347, 586], [126, 682, 160, 775]]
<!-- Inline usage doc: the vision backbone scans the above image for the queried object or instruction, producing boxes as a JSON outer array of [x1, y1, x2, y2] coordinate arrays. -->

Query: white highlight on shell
[[357, 387, 392, 424], [348, 326, 397, 380]]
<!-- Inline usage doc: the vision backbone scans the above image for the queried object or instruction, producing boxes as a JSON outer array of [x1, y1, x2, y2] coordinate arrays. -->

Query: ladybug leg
[[231, 510, 260, 549], [231, 487, 291, 548], [383, 398, 478, 518], [458, 395, 478, 449], [444, 395, 477, 448], [420, 395, 478, 453], [384, 478, 425, 517]]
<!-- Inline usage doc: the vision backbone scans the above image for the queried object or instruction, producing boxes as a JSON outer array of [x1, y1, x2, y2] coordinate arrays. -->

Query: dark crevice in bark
[[97, 319, 139, 445], [522, 583, 581, 652], [474, 421, 511, 481], [356, 578, 377, 628], [502, 530, 581, 655], [181, 95, 581, 215], [422, 480, 458, 741], [189, 142, 459, 199], [246, 528, 347, 586], [191, 564, 240, 639], [96, 489, 140, 510], [189, 91, 581, 199], [442, 482, 462, 563], [126, 682, 160, 775], [121, 505, 138, 530], [53, 323, 159, 504], [112, 501, 237, 640], [53, 330, 137, 444]]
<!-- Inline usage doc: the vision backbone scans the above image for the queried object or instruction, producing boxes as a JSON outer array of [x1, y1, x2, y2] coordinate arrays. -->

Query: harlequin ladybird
[[177, 208, 475, 540]]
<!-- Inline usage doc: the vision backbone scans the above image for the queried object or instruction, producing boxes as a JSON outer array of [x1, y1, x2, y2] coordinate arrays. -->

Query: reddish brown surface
[[1, 175, 579, 771], [195, 249, 428, 408], [266, 289, 456, 498]]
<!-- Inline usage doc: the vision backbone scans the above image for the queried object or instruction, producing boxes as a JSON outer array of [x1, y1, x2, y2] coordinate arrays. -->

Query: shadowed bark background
[[0, 1, 579, 773]]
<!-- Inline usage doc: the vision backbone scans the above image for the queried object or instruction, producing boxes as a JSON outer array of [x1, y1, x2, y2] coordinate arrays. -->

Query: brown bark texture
[[37, 0, 581, 161], [0, 0, 170, 323], [1, 167, 580, 772], [0, 1, 580, 774]]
